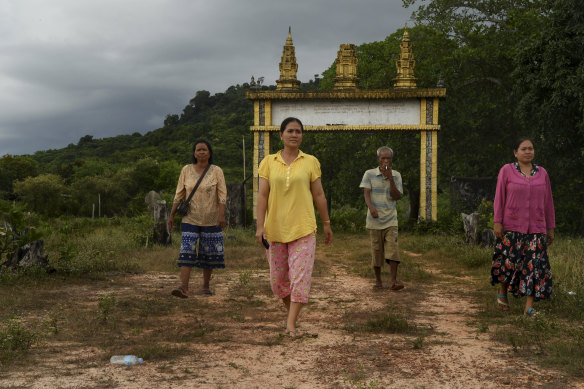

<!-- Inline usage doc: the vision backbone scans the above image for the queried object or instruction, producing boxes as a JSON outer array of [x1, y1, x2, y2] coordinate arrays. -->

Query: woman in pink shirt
[[491, 137, 555, 317]]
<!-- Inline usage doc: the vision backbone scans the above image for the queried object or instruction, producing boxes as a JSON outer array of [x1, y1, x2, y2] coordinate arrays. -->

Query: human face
[[514, 140, 534, 165], [377, 150, 393, 171], [194, 142, 210, 163], [280, 121, 303, 149]]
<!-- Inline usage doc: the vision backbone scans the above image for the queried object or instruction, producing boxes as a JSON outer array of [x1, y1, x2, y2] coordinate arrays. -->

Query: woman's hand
[[323, 224, 333, 245], [546, 229, 555, 245], [493, 222, 503, 239], [217, 204, 227, 229], [168, 202, 180, 232], [217, 214, 226, 229], [255, 226, 266, 247]]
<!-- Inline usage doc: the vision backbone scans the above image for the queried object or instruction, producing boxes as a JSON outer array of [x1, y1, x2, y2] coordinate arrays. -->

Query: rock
[[461, 212, 480, 244]]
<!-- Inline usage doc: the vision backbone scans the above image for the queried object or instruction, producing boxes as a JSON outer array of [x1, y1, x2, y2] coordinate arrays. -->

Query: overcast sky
[[0, 0, 414, 156]]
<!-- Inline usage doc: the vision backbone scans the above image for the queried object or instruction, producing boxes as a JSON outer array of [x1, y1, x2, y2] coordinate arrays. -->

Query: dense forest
[[1, 0, 582, 235]]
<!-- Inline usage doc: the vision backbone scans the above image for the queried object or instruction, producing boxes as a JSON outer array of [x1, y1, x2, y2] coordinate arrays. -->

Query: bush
[[410, 191, 465, 236], [44, 216, 146, 274], [477, 198, 494, 230], [0, 318, 37, 364], [331, 205, 366, 233]]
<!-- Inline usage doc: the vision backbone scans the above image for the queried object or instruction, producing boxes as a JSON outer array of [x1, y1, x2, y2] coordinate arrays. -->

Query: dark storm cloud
[[0, 0, 413, 156]]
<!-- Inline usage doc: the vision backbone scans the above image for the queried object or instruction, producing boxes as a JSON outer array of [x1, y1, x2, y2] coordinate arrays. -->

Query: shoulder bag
[[175, 164, 211, 217]]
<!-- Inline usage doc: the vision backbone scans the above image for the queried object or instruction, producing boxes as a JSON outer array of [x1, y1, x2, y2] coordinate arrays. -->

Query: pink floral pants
[[267, 232, 316, 303]]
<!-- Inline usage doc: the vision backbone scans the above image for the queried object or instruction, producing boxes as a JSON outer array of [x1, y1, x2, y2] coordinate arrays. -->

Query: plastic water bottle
[[110, 355, 143, 366]]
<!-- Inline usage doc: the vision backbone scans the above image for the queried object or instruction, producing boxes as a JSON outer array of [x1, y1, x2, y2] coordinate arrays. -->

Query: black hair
[[513, 137, 533, 151], [192, 139, 213, 164], [280, 117, 304, 133]]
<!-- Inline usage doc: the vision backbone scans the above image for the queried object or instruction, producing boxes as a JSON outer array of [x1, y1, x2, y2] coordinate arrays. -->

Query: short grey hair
[[376, 146, 394, 157]]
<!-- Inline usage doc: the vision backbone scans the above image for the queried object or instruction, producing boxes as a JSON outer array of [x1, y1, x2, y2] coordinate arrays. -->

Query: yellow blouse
[[173, 164, 227, 226], [258, 150, 321, 243]]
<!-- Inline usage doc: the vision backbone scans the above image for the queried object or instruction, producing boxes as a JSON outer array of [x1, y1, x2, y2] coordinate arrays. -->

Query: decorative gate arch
[[247, 27, 446, 222]]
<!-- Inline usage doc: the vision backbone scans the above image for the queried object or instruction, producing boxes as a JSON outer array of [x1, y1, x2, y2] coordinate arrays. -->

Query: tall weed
[[0, 318, 37, 364], [43, 217, 146, 274], [547, 236, 584, 320]]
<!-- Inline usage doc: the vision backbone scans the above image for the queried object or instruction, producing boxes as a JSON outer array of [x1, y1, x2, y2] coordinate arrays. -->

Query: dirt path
[[1, 251, 580, 389]]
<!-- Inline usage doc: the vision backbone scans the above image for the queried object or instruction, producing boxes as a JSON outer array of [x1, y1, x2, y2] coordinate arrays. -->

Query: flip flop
[[201, 289, 214, 296], [497, 293, 509, 311], [525, 307, 537, 317], [390, 283, 404, 291], [285, 329, 317, 339], [171, 286, 188, 298]]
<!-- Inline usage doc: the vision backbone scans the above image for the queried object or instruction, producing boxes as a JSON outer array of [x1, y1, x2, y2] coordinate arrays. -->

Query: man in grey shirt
[[359, 146, 404, 290]]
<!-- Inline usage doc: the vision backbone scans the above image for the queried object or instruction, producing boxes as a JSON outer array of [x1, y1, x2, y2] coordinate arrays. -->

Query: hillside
[[1, 5, 583, 232]]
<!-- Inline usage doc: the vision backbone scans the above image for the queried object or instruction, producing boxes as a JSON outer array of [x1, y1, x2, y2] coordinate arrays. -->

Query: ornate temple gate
[[247, 28, 446, 222]]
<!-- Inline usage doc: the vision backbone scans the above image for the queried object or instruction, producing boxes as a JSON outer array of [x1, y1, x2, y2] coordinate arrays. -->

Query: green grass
[[1, 215, 583, 380], [358, 309, 412, 333]]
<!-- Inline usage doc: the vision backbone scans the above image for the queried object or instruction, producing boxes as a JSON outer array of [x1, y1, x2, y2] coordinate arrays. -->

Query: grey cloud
[[0, 0, 413, 156]]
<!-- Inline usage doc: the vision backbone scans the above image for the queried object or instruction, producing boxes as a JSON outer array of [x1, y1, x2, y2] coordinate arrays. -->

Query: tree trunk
[[4, 240, 51, 270]]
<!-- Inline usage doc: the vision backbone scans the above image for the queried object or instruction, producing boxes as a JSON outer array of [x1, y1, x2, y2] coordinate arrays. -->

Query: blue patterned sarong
[[178, 223, 225, 269]]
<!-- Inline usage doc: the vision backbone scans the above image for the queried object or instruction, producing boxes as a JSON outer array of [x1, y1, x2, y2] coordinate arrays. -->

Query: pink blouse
[[493, 163, 555, 234]]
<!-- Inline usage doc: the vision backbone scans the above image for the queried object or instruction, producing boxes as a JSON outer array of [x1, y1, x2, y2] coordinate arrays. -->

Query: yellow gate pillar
[[419, 98, 439, 221], [252, 99, 271, 220]]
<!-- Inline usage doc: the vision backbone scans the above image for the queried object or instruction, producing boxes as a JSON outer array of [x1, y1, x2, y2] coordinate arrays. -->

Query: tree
[[398, 0, 584, 234], [0, 155, 38, 198], [70, 175, 131, 217], [13, 174, 67, 217], [402, 0, 550, 175], [514, 0, 584, 234]]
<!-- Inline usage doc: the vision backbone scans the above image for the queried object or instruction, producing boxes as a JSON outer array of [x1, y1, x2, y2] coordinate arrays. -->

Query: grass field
[[1, 218, 583, 384]]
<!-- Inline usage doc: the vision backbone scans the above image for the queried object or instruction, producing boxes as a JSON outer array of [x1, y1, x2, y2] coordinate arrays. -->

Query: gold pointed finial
[[333, 44, 359, 90], [393, 25, 417, 89], [276, 27, 300, 91]]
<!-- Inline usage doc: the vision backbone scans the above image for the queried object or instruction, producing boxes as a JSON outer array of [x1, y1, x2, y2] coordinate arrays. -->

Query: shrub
[[331, 205, 366, 233], [0, 318, 37, 364]]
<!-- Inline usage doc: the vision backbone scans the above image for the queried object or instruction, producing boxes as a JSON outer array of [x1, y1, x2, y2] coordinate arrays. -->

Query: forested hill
[[29, 84, 258, 183], [2, 0, 583, 234]]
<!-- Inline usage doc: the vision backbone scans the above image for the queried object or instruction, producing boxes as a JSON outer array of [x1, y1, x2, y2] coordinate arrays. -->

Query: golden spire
[[333, 44, 359, 90], [276, 26, 300, 91], [393, 25, 417, 89]]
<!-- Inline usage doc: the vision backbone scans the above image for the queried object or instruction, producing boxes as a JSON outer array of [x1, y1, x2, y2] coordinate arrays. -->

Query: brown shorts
[[369, 226, 400, 267]]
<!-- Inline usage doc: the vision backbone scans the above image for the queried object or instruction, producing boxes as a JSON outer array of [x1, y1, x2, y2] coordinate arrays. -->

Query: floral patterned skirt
[[490, 231, 552, 301]]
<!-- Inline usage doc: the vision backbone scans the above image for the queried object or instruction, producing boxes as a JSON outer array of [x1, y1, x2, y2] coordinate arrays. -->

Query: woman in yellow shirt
[[256, 117, 333, 337]]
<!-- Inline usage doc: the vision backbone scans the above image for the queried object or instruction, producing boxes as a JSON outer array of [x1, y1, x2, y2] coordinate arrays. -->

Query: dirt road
[[1, 250, 580, 388]]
